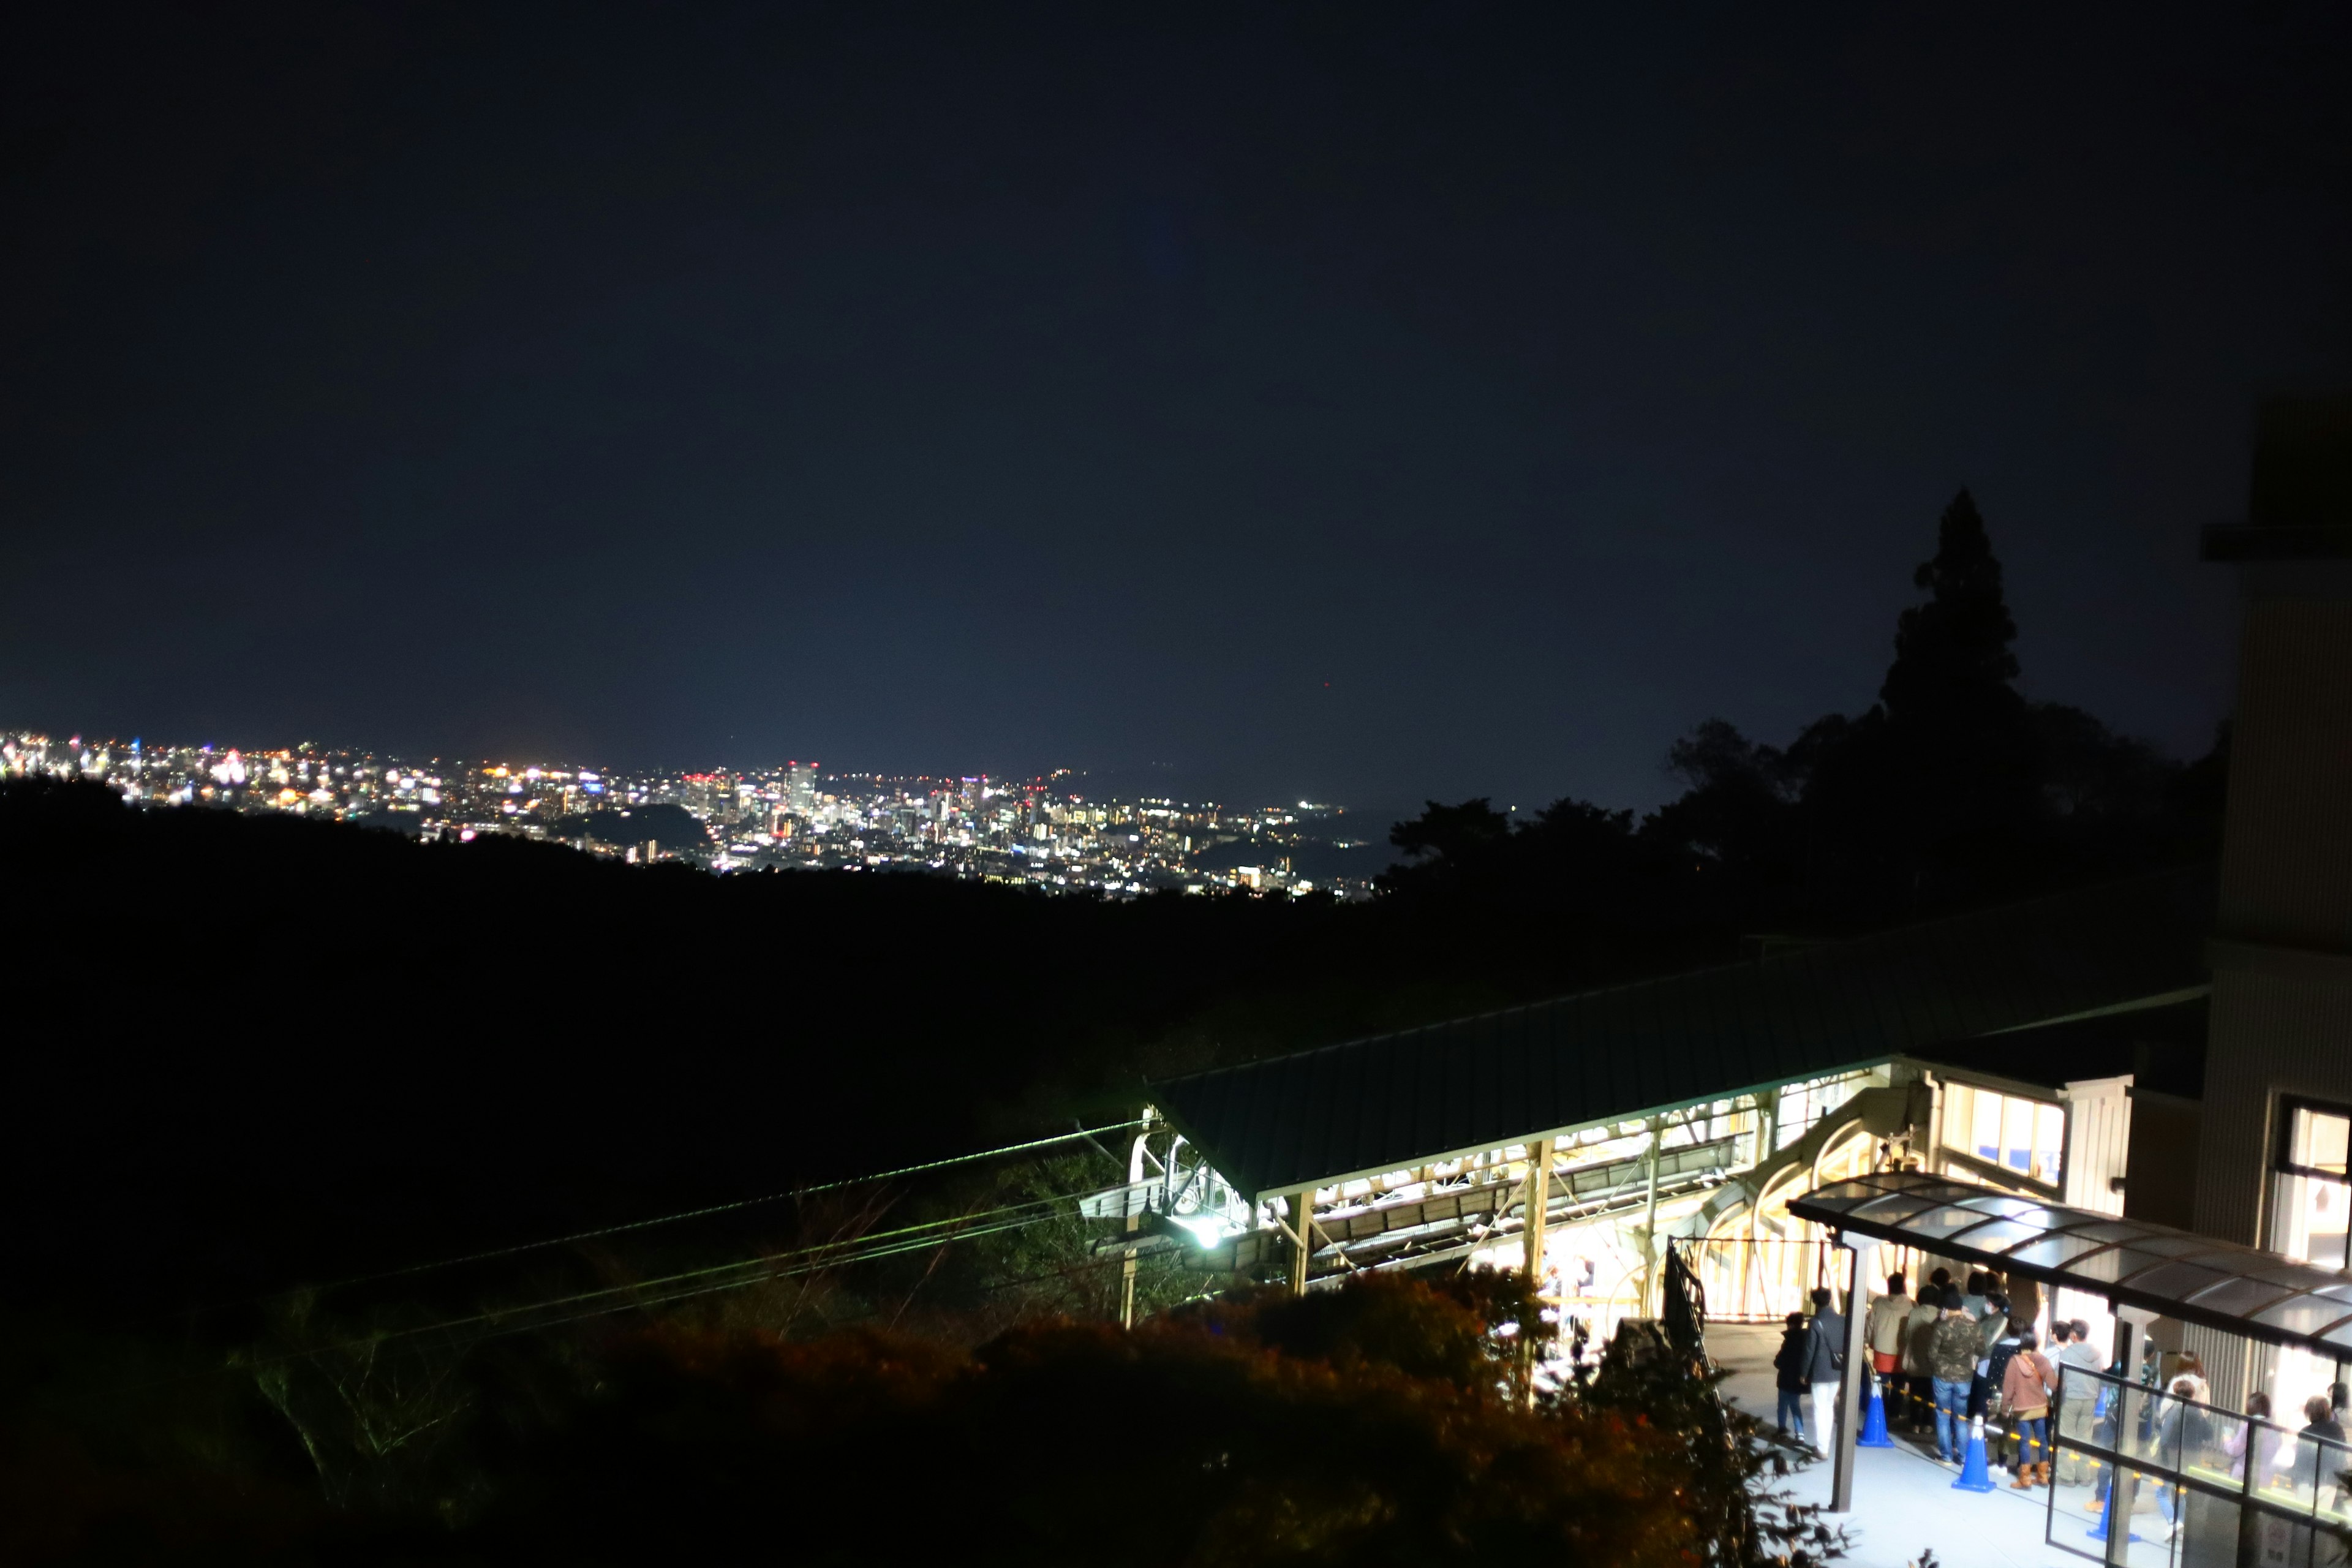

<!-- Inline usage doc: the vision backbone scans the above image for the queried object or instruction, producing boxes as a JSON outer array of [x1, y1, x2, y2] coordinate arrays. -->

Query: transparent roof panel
[[1785, 1170, 2352, 1355], [2121, 1262, 2238, 1300], [2002, 1233, 2117, 1272], [2124, 1233, 2233, 1261], [2053, 1219, 2157, 1243], [2184, 1276, 2301, 1319], [1798, 1180, 1882, 1209], [1845, 1191, 1967, 1226], [2050, 1245, 2151, 1286], [1945, 1218, 2045, 1256], [2249, 1295, 2352, 1339]]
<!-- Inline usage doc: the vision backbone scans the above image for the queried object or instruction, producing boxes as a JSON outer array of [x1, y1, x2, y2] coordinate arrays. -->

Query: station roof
[[1151, 865, 2214, 1200], [1791, 1170, 2352, 1358]]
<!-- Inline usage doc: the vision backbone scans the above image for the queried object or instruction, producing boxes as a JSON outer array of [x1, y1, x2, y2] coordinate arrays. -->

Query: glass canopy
[[1789, 1170, 2352, 1356]]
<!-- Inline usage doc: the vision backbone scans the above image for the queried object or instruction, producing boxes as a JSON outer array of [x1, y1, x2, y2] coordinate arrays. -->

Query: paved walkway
[[1710, 1322, 2142, 1568]]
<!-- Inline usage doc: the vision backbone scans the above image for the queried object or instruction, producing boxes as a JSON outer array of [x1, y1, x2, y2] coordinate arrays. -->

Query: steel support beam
[[1289, 1189, 1312, 1295], [1829, 1235, 1871, 1513]]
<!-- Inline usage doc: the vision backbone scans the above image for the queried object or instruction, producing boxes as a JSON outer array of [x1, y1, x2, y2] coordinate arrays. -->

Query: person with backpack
[[1803, 1285, 1848, 1457], [1771, 1311, 1811, 1443]]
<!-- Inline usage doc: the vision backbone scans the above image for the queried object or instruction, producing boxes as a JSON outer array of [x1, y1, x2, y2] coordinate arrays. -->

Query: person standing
[[1804, 1285, 1849, 1458], [1864, 1272, 1910, 1428], [2051, 1319, 2105, 1485], [2002, 1329, 2058, 1487], [1901, 1280, 1945, 1431], [2297, 1392, 2346, 1495], [1968, 1290, 2010, 1419], [1773, 1311, 1811, 1444], [1928, 1288, 1983, 1463]]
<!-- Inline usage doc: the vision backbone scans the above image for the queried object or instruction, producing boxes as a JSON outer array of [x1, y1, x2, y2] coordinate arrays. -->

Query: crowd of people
[[1835, 1267, 2089, 1480], [1811, 1265, 2352, 1542]]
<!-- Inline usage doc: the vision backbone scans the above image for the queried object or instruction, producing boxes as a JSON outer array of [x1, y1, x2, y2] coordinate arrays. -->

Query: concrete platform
[[1710, 1322, 2139, 1568]]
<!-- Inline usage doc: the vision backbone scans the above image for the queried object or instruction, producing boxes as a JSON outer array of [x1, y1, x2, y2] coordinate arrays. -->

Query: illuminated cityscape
[[0, 730, 1379, 899]]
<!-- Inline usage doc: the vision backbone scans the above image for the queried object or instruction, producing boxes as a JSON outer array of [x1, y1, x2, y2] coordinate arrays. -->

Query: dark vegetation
[[0, 489, 2206, 1562], [3, 1270, 1843, 1567], [1381, 491, 2226, 923]]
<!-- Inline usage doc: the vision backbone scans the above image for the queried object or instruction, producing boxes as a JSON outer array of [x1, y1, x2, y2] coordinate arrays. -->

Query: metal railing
[[2049, 1363, 2352, 1567], [1684, 1235, 1839, 1324]]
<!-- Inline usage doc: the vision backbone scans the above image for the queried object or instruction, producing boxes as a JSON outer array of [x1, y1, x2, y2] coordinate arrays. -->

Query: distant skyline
[[8, 6, 2348, 811]]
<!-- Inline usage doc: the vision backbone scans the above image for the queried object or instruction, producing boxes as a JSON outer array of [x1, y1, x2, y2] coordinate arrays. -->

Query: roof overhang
[[1792, 1170, 2352, 1359], [1163, 1056, 1894, 1206]]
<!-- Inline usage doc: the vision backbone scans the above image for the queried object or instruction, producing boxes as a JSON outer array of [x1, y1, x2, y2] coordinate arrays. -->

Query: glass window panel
[[1992, 1204, 2076, 1231], [2182, 1275, 2301, 1320], [2316, 1321, 2352, 1358], [2032, 1101, 2066, 1185], [1953, 1194, 2043, 1221], [2188, 1408, 2254, 1493], [1942, 1082, 1973, 1153], [2002, 1095, 2034, 1172], [1972, 1090, 2002, 1164], [2296, 1108, 2351, 1177], [2311, 1435, 2352, 1518]]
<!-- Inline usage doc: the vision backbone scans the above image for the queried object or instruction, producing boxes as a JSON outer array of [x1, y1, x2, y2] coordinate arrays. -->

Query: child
[[1774, 1310, 1811, 1443]]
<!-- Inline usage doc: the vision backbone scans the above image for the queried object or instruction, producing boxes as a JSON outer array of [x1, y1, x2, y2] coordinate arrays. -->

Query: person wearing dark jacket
[[1773, 1312, 1811, 1443], [1803, 1285, 1848, 1457], [1927, 1289, 1983, 1462]]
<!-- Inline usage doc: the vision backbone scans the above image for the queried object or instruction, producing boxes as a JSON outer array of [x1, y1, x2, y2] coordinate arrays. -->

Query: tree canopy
[[1384, 489, 2223, 923]]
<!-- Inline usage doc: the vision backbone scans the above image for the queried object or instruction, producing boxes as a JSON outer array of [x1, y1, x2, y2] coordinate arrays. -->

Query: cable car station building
[[1088, 402, 2352, 1566]]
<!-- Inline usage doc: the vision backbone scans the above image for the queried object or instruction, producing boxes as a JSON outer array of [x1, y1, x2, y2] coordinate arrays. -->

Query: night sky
[[8, 5, 2350, 812]]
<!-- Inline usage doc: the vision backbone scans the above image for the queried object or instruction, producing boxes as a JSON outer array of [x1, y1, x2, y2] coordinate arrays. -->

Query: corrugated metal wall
[[2193, 968, 2352, 1246], [2194, 590, 2352, 1248], [2061, 1078, 2131, 1216], [2190, 584, 2352, 1411], [2217, 597, 2352, 952]]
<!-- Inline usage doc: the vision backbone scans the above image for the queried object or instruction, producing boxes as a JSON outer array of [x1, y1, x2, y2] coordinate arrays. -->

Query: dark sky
[[7, 4, 2350, 812]]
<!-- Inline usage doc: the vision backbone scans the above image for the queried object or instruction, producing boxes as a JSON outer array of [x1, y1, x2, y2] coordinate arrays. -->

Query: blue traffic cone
[[2084, 1505, 2143, 1545], [2084, 1469, 2143, 1545], [1951, 1414, 1997, 1492], [1859, 1376, 1894, 1448]]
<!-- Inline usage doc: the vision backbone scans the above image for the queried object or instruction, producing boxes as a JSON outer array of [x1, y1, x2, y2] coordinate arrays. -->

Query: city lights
[[0, 732, 1376, 900]]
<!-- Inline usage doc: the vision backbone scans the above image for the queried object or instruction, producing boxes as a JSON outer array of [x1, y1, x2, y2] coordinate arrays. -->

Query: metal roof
[[1791, 1170, 2352, 1357], [1151, 865, 2214, 1200]]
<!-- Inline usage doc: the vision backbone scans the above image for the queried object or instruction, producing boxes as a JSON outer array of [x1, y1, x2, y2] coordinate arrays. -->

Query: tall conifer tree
[[1879, 489, 2024, 728]]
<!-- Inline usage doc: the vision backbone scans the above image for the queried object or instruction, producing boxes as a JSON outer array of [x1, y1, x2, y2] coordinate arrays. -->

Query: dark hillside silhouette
[[0, 780, 1735, 1316], [1384, 490, 2225, 924]]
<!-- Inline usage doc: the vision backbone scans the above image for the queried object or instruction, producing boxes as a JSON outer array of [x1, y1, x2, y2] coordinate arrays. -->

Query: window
[[2269, 1099, 2352, 1272], [1940, 1081, 2067, 1188], [2266, 1101, 2352, 1437]]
